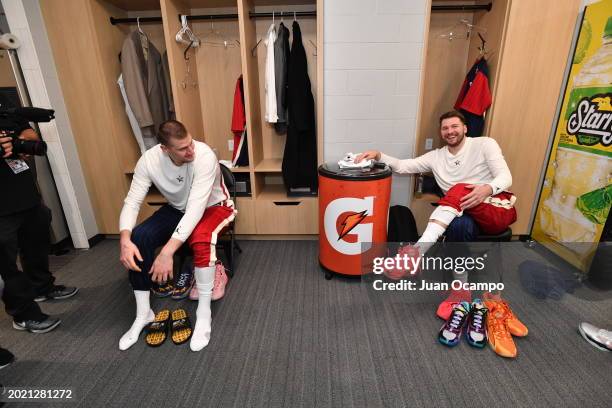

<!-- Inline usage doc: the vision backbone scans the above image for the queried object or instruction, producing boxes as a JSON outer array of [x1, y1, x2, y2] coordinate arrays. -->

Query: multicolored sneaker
[[465, 299, 488, 348], [485, 303, 517, 358], [211, 262, 229, 301], [436, 289, 472, 320], [483, 292, 528, 337], [151, 281, 174, 298], [438, 301, 470, 347], [172, 265, 194, 300]]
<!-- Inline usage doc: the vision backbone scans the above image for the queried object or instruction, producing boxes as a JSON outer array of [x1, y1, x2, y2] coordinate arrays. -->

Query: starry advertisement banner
[[532, 0, 612, 272]]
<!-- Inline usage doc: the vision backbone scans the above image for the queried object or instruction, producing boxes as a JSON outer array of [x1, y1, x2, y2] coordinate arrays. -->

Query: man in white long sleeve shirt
[[118, 120, 235, 352], [357, 110, 516, 248], [357, 110, 516, 319]]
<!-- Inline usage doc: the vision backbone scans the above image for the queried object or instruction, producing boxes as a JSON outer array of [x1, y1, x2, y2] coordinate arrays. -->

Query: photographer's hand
[[17, 129, 38, 161], [119, 230, 143, 272], [19, 128, 40, 141], [0, 132, 13, 158]]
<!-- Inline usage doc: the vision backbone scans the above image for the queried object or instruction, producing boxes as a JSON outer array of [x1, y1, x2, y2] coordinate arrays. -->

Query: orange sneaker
[[483, 293, 528, 337], [486, 305, 517, 358]]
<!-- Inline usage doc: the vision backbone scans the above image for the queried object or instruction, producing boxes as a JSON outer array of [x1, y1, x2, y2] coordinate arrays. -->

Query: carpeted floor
[[0, 239, 611, 407]]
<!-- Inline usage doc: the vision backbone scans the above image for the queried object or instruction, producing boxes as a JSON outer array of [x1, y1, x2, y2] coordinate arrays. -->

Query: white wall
[[2, 0, 98, 248], [323, 0, 428, 206]]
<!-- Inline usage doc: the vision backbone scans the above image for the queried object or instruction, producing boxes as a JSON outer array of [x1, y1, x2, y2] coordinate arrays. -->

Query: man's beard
[[445, 132, 465, 147]]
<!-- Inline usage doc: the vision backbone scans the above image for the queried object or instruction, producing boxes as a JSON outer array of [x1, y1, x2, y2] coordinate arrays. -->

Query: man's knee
[[446, 215, 479, 242], [190, 240, 214, 267], [130, 225, 151, 248]]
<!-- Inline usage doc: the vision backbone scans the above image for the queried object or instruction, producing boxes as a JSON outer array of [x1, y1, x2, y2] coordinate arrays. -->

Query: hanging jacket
[[454, 57, 492, 137], [121, 31, 173, 142], [231, 76, 249, 167], [274, 22, 290, 134], [282, 21, 318, 193]]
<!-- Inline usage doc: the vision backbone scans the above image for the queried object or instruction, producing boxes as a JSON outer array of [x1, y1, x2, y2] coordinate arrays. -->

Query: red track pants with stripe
[[437, 183, 517, 235], [188, 204, 236, 267]]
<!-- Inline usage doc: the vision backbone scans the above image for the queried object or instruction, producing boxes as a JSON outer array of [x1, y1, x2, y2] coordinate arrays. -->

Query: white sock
[[119, 290, 154, 351], [416, 207, 457, 254], [190, 266, 215, 351]]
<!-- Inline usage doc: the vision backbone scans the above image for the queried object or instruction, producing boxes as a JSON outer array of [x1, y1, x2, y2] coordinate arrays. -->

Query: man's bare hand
[[119, 239, 143, 272], [460, 184, 493, 210], [149, 252, 173, 284], [355, 150, 381, 163], [1, 133, 13, 158]]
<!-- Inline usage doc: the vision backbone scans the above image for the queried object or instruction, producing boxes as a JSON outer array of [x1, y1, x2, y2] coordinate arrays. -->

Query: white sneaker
[[578, 322, 612, 352]]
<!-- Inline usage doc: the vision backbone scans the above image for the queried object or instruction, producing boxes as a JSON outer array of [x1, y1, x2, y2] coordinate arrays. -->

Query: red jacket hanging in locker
[[454, 57, 492, 137], [231, 75, 249, 167]]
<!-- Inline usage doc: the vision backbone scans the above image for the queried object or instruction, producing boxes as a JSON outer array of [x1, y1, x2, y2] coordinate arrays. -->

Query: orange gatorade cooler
[[318, 163, 392, 277]]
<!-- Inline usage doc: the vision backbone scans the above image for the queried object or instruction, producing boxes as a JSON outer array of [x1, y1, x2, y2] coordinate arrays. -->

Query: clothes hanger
[[200, 19, 238, 49], [251, 12, 277, 56], [475, 32, 496, 60], [136, 17, 148, 40], [439, 19, 486, 41], [181, 46, 197, 89], [309, 39, 317, 57], [176, 15, 200, 48]]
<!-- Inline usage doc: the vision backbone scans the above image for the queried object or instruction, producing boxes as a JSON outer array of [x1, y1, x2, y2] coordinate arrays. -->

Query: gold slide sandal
[[171, 308, 192, 345], [144, 309, 170, 347]]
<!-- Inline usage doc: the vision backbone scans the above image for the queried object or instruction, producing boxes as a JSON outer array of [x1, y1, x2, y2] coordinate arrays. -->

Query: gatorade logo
[[324, 196, 374, 255], [567, 94, 612, 146]]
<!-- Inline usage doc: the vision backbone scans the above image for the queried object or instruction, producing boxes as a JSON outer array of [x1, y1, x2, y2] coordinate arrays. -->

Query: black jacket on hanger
[[282, 21, 318, 193]]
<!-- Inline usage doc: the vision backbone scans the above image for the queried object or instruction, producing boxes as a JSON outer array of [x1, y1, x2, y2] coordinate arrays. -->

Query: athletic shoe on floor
[[385, 244, 421, 280], [172, 268, 194, 300], [151, 282, 174, 298], [578, 322, 612, 352], [212, 262, 229, 301], [465, 299, 488, 348], [483, 292, 528, 337], [34, 285, 79, 302], [436, 289, 472, 320], [13, 316, 61, 334], [485, 304, 517, 358], [438, 301, 470, 347], [0, 347, 15, 370]]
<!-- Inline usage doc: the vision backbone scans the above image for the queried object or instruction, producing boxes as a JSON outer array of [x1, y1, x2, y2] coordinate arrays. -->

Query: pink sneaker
[[189, 284, 198, 301], [436, 289, 472, 320], [212, 262, 229, 301]]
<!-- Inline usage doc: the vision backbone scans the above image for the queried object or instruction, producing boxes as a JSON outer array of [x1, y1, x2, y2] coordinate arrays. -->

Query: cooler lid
[[318, 162, 392, 181]]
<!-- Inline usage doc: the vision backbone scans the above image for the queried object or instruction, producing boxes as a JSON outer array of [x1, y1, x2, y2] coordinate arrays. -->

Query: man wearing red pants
[[356, 110, 515, 317], [118, 120, 236, 351], [357, 110, 515, 248]]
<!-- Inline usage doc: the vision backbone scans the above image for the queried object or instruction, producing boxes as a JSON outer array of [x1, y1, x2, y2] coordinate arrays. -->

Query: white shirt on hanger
[[264, 23, 278, 123]]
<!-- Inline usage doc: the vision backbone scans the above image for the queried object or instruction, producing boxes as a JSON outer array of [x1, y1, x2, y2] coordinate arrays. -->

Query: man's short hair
[[439, 110, 467, 126], [157, 120, 188, 146]]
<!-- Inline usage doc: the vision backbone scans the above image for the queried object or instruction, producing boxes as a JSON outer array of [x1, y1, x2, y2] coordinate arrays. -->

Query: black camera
[[0, 107, 55, 157]]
